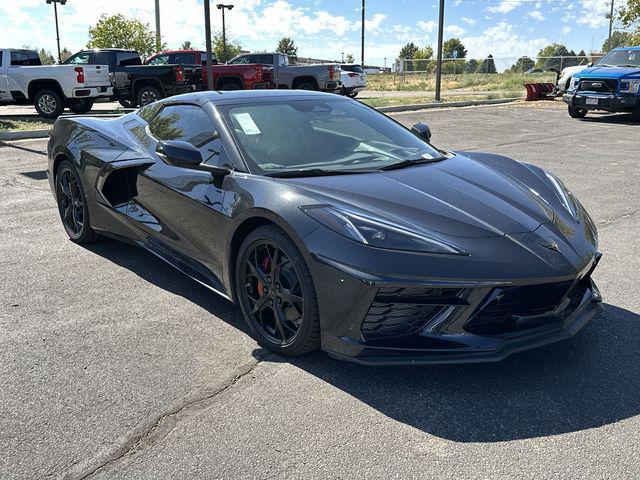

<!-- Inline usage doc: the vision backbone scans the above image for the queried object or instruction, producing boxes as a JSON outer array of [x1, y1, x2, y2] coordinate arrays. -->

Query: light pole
[[607, 0, 615, 51], [46, 0, 66, 63], [360, 0, 365, 67], [434, 0, 445, 102], [155, 0, 161, 52], [204, 1, 214, 90], [341, 52, 344, 63], [217, 4, 234, 62]]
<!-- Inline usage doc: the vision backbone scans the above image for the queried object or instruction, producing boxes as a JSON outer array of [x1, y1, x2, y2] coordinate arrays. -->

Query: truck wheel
[[632, 105, 640, 122], [295, 82, 316, 91], [137, 86, 162, 106], [568, 105, 587, 119], [67, 99, 94, 114], [220, 83, 241, 91], [119, 99, 137, 108], [348, 91, 359, 98], [34, 89, 64, 119]]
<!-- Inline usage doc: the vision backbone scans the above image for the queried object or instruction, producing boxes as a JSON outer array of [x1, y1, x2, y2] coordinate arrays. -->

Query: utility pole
[[607, 0, 615, 51], [341, 52, 344, 63], [155, 0, 161, 51], [46, 0, 66, 63], [361, 0, 365, 67], [204, 0, 214, 90], [217, 4, 234, 62], [434, 0, 445, 102]]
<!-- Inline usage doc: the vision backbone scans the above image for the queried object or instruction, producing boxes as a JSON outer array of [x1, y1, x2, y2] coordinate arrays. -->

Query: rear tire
[[67, 99, 94, 114], [119, 99, 137, 108], [295, 82, 316, 91], [55, 161, 98, 243], [235, 225, 320, 356], [220, 82, 241, 91], [137, 86, 162, 106], [348, 91, 359, 98], [568, 105, 588, 118], [34, 89, 64, 119]]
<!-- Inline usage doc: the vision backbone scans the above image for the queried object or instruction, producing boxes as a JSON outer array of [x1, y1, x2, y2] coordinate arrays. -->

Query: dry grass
[[0, 119, 53, 132]]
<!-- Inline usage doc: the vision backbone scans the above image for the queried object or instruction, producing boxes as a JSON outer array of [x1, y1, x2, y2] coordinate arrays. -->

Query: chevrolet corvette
[[47, 90, 602, 365]]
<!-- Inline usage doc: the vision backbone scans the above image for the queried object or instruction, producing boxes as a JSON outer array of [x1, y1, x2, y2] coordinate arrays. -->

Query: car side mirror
[[411, 122, 432, 143], [588, 62, 594, 67], [156, 140, 231, 176]]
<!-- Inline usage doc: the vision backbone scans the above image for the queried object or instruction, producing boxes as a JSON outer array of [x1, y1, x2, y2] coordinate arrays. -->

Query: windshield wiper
[[265, 168, 376, 178], [378, 156, 447, 171]]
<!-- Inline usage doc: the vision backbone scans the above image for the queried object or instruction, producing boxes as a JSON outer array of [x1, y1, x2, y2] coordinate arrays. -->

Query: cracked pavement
[[1, 103, 639, 479]]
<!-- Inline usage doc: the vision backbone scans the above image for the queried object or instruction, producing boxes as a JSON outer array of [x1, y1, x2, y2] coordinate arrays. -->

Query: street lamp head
[[217, 4, 234, 9], [46, 0, 67, 4]]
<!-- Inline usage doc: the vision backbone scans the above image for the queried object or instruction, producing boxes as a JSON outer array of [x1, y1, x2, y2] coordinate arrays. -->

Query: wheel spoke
[[270, 246, 281, 279], [247, 259, 268, 284], [279, 290, 303, 304], [273, 302, 288, 343], [249, 295, 268, 315]]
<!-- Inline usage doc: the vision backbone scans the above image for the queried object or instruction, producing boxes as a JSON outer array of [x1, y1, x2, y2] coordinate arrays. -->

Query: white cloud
[[576, 0, 610, 28], [462, 21, 548, 60], [462, 17, 477, 26], [562, 26, 572, 34], [446, 25, 466, 36], [528, 10, 545, 21], [487, 0, 523, 14], [417, 20, 436, 33]]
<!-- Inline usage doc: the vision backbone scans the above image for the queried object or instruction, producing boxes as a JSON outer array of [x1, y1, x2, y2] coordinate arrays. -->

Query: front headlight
[[300, 205, 465, 255], [619, 79, 640, 93], [570, 77, 580, 90], [544, 171, 579, 221]]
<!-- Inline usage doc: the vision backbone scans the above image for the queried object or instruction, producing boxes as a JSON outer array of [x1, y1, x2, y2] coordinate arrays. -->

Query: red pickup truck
[[145, 50, 272, 91]]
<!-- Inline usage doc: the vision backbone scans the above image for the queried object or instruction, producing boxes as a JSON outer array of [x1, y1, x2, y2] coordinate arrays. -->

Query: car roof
[[156, 89, 344, 107], [78, 48, 137, 53], [152, 49, 208, 55], [613, 46, 640, 51]]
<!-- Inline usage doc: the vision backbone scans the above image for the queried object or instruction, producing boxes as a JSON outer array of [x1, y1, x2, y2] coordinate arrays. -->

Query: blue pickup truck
[[563, 46, 640, 120]]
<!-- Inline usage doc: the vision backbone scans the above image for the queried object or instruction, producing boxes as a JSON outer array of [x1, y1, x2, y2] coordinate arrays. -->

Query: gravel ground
[[1, 103, 638, 479]]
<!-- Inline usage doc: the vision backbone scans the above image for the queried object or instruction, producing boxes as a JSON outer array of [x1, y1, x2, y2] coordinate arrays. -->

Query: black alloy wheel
[[55, 161, 98, 243], [568, 105, 588, 118], [236, 226, 320, 355]]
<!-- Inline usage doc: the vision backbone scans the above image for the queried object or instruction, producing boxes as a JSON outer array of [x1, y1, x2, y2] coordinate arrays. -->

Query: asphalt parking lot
[[1, 102, 639, 479]]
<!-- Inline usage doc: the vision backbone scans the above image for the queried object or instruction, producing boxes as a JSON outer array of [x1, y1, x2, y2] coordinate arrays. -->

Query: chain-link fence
[[361, 55, 604, 100]]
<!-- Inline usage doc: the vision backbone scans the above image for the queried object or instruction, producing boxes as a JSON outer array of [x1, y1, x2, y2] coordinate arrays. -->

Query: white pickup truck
[[0, 48, 113, 118]]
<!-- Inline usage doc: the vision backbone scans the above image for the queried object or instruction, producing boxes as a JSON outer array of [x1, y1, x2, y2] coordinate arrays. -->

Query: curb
[[0, 129, 50, 141], [376, 98, 520, 113]]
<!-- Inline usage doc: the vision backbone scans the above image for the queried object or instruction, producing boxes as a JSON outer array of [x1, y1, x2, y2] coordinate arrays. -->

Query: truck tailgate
[[81, 65, 110, 84]]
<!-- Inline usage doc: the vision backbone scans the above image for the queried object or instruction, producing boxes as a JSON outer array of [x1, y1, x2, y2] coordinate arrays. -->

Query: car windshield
[[595, 49, 640, 68], [217, 99, 444, 175]]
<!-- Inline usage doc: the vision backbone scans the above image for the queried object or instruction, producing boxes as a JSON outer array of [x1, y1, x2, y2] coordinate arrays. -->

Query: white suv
[[340, 64, 366, 98]]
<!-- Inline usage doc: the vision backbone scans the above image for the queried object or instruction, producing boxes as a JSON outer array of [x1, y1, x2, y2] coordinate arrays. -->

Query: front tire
[[632, 104, 640, 122], [67, 99, 94, 114], [235, 225, 320, 356], [34, 89, 64, 118], [55, 161, 98, 243], [568, 105, 588, 118]]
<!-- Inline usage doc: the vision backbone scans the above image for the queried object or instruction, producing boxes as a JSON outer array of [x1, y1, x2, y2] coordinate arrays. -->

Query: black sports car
[[47, 90, 602, 365]]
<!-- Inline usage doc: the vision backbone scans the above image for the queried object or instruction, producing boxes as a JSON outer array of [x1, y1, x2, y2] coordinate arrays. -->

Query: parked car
[[563, 46, 640, 120], [227, 52, 340, 92], [47, 89, 601, 365], [0, 48, 113, 118], [145, 49, 272, 91], [340, 64, 366, 97], [556, 64, 591, 94], [63, 49, 203, 107]]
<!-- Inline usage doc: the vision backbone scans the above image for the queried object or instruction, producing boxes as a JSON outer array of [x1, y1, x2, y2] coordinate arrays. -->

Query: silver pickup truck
[[227, 53, 341, 92]]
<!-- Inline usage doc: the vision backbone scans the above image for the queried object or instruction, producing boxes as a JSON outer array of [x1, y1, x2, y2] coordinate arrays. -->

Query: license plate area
[[586, 97, 599, 105]]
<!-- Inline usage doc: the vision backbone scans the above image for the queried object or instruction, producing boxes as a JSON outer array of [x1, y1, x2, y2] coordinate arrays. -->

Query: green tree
[[478, 54, 497, 73], [509, 56, 534, 73], [344, 53, 355, 63], [276, 37, 298, 61], [60, 47, 73, 62], [87, 14, 161, 59], [602, 31, 632, 51], [465, 58, 479, 73], [413, 45, 434, 72], [619, 0, 640, 44], [443, 38, 467, 58], [181, 40, 194, 50], [535, 43, 571, 70], [38, 48, 55, 65], [398, 42, 419, 71], [212, 32, 243, 62]]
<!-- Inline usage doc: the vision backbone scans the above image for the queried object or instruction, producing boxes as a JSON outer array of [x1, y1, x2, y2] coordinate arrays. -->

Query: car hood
[[281, 154, 558, 239], [577, 66, 640, 79]]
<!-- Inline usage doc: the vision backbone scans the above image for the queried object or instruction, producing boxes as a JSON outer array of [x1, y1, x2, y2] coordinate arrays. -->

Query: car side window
[[148, 55, 169, 65], [0, 52, 3, 68], [66, 52, 91, 65], [171, 53, 194, 64], [10, 51, 41, 66], [148, 105, 226, 166]]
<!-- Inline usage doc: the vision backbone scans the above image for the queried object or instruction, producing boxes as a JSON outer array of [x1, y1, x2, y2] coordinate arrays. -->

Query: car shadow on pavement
[[275, 304, 640, 443], [579, 113, 640, 125], [82, 240, 639, 443]]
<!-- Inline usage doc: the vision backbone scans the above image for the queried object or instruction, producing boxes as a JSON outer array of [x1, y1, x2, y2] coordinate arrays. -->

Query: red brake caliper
[[256, 255, 271, 297]]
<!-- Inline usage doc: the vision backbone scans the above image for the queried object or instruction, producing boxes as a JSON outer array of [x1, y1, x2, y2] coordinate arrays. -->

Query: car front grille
[[578, 78, 618, 93], [464, 279, 589, 336], [361, 286, 465, 340]]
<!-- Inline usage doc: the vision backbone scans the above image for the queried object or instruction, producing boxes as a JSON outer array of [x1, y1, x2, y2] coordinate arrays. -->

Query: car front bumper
[[303, 224, 602, 366], [563, 92, 639, 112]]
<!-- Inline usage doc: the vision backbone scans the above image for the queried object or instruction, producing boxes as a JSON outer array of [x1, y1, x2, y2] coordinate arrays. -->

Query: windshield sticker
[[234, 112, 261, 135]]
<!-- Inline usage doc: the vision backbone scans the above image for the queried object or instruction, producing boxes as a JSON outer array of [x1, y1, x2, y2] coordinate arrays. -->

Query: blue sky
[[0, 0, 616, 66]]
